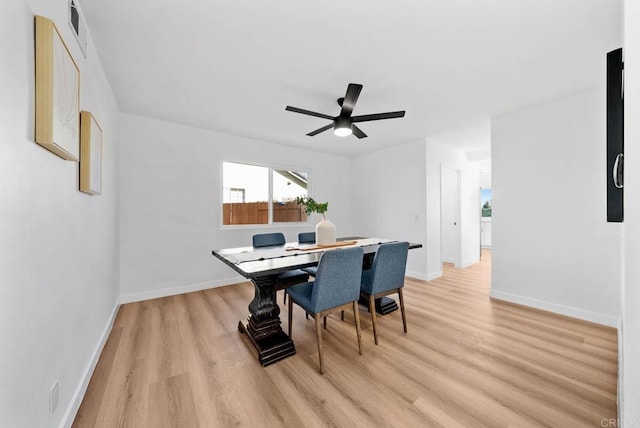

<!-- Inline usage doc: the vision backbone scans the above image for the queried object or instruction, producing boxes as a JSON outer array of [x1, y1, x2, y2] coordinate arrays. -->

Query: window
[[222, 161, 309, 226], [481, 188, 492, 217]]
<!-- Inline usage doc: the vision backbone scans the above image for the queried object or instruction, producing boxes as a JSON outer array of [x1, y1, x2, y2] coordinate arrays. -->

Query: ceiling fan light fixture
[[333, 127, 352, 137], [333, 117, 352, 137], [286, 83, 405, 139]]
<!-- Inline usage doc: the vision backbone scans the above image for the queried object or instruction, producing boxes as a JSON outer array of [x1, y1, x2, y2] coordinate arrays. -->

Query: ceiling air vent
[[68, 0, 87, 57]]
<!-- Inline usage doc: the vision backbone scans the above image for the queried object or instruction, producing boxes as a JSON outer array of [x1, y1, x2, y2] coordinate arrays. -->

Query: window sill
[[220, 221, 313, 231]]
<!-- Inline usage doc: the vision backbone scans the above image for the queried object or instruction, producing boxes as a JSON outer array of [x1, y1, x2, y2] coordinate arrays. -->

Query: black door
[[607, 48, 624, 223]]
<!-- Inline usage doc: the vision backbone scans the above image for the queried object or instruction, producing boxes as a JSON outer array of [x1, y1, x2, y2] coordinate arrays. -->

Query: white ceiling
[[78, 0, 621, 157]]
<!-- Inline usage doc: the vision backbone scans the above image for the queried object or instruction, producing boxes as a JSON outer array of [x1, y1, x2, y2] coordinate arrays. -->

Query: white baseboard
[[426, 271, 443, 281], [618, 319, 624, 421], [489, 290, 619, 328], [61, 303, 119, 428], [459, 259, 478, 269], [120, 277, 246, 304], [442, 257, 455, 264], [406, 271, 428, 281]]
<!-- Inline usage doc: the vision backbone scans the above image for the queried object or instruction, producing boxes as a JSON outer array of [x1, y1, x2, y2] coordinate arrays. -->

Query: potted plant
[[295, 196, 336, 245]]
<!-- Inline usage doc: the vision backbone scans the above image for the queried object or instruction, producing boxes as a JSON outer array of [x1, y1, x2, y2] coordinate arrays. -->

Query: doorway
[[480, 188, 492, 249]]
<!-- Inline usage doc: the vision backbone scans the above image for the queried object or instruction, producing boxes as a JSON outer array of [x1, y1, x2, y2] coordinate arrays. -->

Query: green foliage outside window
[[482, 201, 492, 217]]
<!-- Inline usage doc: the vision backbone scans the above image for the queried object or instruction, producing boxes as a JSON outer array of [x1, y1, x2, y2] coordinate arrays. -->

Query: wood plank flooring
[[74, 250, 618, 427]]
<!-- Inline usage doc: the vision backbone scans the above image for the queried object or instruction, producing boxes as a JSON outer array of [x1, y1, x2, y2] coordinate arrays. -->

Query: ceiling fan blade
[[286, 106, 335, 120], [306, 123, 334, 136], [352, 125, 367, 139], [339, 83, 363, 117], [351, 111, 406, 123]]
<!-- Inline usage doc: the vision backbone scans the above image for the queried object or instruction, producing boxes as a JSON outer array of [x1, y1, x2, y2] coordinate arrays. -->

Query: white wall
[[0, 1, 120, 427], [460, 161, 481, 267], [425, 140, 481, 279], [118, 113, 354, 302], [479, 160, 492, 189], [351, 139, 428, 279], [622, 0, 640, 421], [491, 88, 621, 327]]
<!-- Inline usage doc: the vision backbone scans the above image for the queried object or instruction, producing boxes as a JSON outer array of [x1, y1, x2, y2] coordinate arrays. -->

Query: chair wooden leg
[[398, 288, 407, 333], [369, 295, 378, 345], [315, 316, 324, 374], [288, 294, 293, 337], [353, 301, 362, 355]]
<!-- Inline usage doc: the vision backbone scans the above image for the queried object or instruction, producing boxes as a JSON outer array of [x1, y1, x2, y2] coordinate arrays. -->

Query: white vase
[[316, 218, 336, 246]]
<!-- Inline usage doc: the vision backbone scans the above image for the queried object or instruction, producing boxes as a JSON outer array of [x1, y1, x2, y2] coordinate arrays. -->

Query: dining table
[[211, 237, 422, 366]]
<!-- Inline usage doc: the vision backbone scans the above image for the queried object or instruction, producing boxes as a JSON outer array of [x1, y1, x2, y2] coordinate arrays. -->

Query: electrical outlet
[[49, 381, 59, 415]]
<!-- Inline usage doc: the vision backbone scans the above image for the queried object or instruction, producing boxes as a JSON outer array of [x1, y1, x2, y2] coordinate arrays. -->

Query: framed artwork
[[35, 15, 80, 161], [79, 111, 102, 195]]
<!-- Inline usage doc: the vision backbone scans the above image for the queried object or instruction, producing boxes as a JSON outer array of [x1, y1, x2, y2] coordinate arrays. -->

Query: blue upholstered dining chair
[[252, 233, 309, 304], [253, 232, 286, 248], [360, 241, 409, 345], [298, 232, 318, 277], [286, 247, 364, 374], [297, 232, 316, 244]]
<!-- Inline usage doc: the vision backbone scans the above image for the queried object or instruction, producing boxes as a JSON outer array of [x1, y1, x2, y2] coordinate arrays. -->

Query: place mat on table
[[285, 240, 357, 251]]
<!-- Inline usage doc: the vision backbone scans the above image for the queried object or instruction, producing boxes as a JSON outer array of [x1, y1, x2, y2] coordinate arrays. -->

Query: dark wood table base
[[375, 296, 399, 314], [238, 320, 296, 366], [238, 275, 296, 366], [357, 296, 399, 314]]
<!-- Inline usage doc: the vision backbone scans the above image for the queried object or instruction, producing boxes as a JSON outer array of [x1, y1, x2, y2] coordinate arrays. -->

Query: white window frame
[[220, 160, 312, 229]]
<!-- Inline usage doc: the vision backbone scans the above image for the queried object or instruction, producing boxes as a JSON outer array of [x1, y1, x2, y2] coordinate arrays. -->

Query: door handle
[[613, 153, 624, 189]]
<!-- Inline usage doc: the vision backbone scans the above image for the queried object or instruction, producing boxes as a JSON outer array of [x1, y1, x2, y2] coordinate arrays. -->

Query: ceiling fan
[[285, 83, 405, 139]]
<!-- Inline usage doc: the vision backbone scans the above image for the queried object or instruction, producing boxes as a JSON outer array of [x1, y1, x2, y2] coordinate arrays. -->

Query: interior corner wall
[[479, 165, 492, 189], [118, 113, 354, 302], [350, 139, 428, 279], [425, 140, 481, 279], [622, 0, 640, 420], [0, 1, 120, 427], [491, 88, 621, 327]]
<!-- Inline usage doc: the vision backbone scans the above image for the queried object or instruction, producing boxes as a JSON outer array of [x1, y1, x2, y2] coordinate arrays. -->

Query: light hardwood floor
[[74, 250, 618, 427]]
